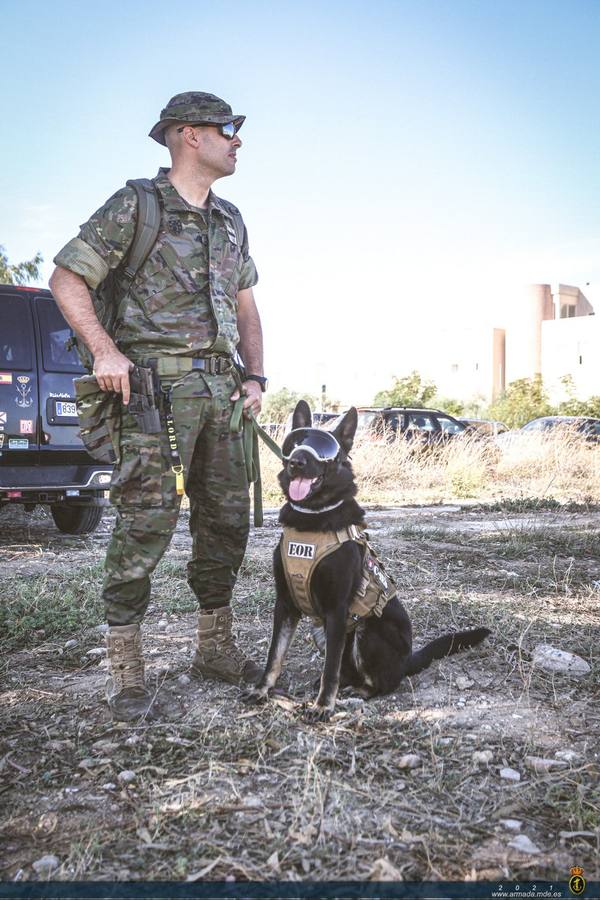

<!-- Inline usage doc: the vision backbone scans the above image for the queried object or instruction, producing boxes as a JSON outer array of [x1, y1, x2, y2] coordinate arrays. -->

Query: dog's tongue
[[289, 477, 315, 502]]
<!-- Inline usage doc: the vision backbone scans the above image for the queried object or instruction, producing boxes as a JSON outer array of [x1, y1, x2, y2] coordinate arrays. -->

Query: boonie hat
[[149, 91, 245, 146]]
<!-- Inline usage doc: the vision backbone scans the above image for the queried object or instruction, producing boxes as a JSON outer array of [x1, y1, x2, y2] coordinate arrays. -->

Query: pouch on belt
[[73, 375, 122, 464]]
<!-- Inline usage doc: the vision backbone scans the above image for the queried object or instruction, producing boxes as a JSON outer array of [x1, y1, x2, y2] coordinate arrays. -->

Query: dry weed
[[259, 429, 600, 506]]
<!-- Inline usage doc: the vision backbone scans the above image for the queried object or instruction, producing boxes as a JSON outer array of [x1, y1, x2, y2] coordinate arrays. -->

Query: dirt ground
[[1, 501, 599, 886]]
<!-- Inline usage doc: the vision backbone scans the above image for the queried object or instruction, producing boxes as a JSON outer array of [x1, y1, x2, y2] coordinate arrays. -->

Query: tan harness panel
[[280, 524, 396, 630]]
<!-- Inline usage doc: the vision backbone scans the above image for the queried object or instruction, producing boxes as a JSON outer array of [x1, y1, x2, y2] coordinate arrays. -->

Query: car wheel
[[50, 504, 104, 535]]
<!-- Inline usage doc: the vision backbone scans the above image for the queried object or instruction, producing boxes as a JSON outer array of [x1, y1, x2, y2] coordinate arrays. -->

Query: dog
[[245, 401, 490, 721]]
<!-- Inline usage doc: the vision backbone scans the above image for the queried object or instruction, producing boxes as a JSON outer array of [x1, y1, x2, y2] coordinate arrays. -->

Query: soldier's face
[[196, 126, 242, 179]]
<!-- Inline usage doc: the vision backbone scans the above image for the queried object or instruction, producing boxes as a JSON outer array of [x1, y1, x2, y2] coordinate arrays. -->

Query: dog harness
[[280, 524, 396, 630]]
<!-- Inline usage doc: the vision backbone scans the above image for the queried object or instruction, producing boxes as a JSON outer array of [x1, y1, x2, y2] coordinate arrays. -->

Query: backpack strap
[[122, 178, 161, 284]]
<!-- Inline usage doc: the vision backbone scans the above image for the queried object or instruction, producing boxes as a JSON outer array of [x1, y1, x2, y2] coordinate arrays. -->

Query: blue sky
[[1, 0, 599, 403]]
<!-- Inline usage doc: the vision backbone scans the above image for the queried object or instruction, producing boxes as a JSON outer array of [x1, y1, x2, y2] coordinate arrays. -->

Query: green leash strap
[[230, 399, 283, 527], [250, 413, 284, 527], [248, 411, 284, 460]]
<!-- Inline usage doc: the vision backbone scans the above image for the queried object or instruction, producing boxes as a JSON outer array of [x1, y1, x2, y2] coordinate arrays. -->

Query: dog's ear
[[332, 407, 358, 454], [292, 400, 312, 430]]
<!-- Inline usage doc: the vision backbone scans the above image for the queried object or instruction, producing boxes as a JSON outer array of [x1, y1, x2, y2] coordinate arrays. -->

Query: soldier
[[49, 92, 268, 720]]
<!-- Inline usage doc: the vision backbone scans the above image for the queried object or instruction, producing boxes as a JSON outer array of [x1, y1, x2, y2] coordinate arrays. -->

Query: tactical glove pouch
[[73, 375, 122, 464]]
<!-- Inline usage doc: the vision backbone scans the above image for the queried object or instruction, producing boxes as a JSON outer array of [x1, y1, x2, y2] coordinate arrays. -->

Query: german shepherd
[[245, 401, 490, 721]]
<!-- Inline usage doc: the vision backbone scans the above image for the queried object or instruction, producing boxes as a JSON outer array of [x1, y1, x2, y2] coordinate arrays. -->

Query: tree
[[260, 387, 319, 423], [373, 371, 437, 408], [433, 396, 465, 416], [556, 375, 600, 418], [0, 245, 43, 285], [487, 375, 554, 428]]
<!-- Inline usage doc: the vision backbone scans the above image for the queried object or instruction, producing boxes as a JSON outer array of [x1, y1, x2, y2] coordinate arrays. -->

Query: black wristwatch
[[245, 374, 268, 392]]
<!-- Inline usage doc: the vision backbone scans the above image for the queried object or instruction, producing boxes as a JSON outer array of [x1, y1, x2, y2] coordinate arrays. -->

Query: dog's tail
[[404, 627, 490, 677]]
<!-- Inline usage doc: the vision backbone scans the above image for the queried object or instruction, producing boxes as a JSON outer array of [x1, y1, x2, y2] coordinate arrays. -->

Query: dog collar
[[288, 499, 345, 514]]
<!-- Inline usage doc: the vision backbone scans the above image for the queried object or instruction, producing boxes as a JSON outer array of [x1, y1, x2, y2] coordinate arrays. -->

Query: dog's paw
[[302, 702, 334, 723], [241, 686, 269, 705]]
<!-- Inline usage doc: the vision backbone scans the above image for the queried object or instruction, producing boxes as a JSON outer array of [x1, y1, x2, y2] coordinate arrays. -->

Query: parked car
[[520, 416, 600, 441], [284, 411, 339, 432], [0, 284, 112, 533], [346, 407, 468, 445], [458, 417, 508, 437], [497, 415, 600, 448]]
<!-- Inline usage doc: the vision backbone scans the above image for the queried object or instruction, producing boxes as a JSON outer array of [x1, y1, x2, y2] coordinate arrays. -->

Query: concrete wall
[[552, 283, 595, 319], [503, 284, 555, 384], [492, 328, 505, 399], [541, 314, 600, 402], [411, 323, 496, 411]]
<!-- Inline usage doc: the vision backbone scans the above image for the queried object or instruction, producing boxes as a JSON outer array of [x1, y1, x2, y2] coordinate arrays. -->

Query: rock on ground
[[532, 644, 590, 676], [499, 767, 521, 781], [32, 855, 60, 875], [508, 835, 540, 855]]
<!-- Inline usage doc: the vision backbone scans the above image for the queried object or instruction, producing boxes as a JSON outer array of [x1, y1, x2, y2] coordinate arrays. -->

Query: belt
[[142, 356, 233, 377]]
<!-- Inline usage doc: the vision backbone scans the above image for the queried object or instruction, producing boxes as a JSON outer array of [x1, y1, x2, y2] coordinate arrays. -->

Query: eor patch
[[287, 542, 316, 559]]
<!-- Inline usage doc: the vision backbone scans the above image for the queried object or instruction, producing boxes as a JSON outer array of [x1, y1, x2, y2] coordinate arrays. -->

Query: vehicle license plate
[[56, 401, 77, 417]]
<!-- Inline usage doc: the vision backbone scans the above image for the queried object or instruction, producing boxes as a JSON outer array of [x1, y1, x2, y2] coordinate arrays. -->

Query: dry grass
[[2, 504, 599, 883], [1, 449, 600, 885], [259, 429, 600, 506]]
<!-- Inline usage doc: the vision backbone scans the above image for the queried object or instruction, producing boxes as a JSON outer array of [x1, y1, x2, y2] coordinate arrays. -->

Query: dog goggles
[[281, 428, 341, 462], [177, 121, 240, 140]]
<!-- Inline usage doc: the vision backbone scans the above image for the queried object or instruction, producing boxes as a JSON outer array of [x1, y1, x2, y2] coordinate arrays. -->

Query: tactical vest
[[280, 525, 396, 631]]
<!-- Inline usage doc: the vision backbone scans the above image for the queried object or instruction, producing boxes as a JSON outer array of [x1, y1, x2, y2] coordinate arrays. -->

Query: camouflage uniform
[[54, 157, 258, 624]]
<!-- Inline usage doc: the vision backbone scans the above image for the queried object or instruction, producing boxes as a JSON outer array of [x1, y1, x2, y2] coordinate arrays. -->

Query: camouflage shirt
[[54, 168, 258, 359]]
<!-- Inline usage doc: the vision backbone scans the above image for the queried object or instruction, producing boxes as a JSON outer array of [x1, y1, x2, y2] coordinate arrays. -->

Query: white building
[[423, 284, 597, 405]]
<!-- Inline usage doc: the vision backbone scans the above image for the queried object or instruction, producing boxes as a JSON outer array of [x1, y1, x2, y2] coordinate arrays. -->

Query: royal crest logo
[[569, 865, 586, 896], [288, 542, 316, 559], [15, 377, 33, 408]]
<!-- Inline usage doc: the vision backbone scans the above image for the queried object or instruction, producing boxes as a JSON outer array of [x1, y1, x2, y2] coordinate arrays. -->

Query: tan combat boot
[[190, 606, 262, 685], [105, 624, 152, 720]]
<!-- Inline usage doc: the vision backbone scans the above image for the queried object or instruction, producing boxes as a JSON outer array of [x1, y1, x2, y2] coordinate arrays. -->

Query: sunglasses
[[177, 121, 240, 140], [282, 428, 341, 463]]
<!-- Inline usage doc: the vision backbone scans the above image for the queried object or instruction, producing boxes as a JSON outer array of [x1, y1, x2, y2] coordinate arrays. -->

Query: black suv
[[355, 407, 468, 444], [0, 284, 112, 533]]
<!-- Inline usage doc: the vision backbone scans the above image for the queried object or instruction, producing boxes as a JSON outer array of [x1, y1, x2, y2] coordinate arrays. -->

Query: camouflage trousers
[[103, 370, 249, 625]]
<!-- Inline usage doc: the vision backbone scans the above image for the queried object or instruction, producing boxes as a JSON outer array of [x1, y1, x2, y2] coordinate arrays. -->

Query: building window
[[560, 304, 576, 318], [451, 364, 458, 373]]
